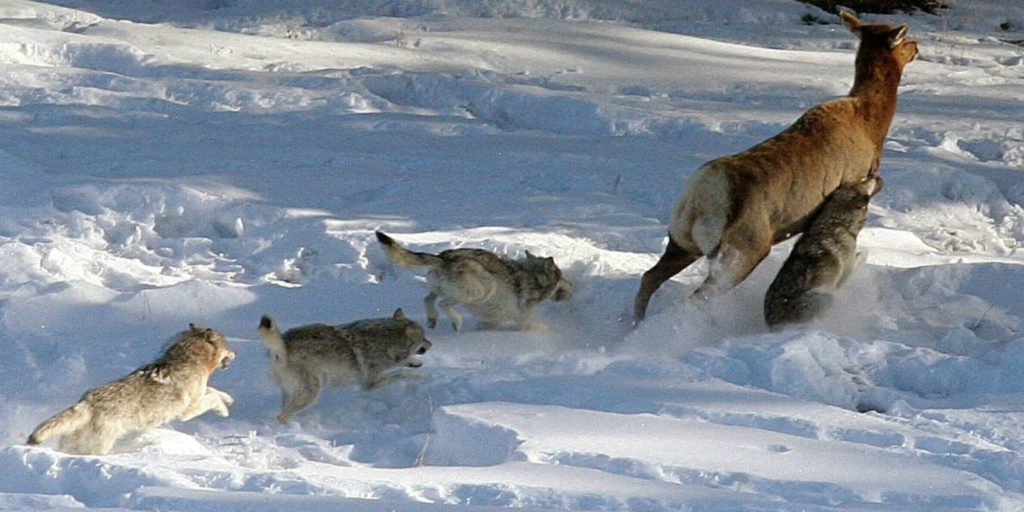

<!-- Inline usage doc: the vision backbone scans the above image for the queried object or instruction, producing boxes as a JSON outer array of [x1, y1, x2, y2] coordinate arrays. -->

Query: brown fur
[[634, 11, 917, 321], [27, 325, 236, 455]]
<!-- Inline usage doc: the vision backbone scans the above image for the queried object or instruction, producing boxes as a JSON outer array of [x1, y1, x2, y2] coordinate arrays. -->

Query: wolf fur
[[258, 309, 432, 424], [634, 11, 917, 321], [27, 325, 236, 455], [764, 176, 882, 328], [375, 231, 572, 331]]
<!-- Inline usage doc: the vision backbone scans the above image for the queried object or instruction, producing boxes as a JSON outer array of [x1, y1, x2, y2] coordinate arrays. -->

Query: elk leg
[[693, 236, 770, 300], [634, 237, 700, 321]]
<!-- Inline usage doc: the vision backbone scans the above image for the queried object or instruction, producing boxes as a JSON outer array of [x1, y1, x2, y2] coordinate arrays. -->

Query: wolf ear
[[840, 10, 862, 38], [189, 323, 210, 338], [393, 308, 406, 320], [199, 327, 217, 342], [404, 324, 421, 339]]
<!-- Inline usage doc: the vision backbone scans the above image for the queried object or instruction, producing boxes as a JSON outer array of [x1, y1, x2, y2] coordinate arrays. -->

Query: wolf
[[375, 231, 572, 331], [764, 176, 883, 328], [27, 324, 236, 455], [258, 308, 432, 424]]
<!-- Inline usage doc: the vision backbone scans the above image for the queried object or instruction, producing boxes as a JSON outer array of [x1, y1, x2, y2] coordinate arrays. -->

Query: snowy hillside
[[1, 0, 1023, 510]]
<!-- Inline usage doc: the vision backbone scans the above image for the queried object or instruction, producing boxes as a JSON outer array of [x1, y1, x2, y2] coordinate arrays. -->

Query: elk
[[633, 11, 917, 321]]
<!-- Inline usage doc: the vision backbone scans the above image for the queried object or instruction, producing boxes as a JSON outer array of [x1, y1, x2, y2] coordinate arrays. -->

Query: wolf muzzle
[[552, 279, 573, 301]]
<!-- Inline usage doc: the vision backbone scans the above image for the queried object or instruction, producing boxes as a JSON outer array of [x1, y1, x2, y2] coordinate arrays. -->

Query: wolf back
[[764, 177, 882, 328]]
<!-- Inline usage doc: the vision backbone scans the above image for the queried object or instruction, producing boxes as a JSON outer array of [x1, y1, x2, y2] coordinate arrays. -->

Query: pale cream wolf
[[764, 176, 882, 328], [375, 231, 572, 331], [258, 309, 432, 424], [27, 325, 236, 455]]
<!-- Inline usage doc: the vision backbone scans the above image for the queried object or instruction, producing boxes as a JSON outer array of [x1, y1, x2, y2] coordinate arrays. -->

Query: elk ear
[[839, 10, 863, 38], [393, 308, 406, 320], [888, 24, 908, 48]]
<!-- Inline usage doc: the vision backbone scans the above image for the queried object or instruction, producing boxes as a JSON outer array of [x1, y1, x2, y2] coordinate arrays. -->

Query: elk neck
[[846, 49, 905, 146]]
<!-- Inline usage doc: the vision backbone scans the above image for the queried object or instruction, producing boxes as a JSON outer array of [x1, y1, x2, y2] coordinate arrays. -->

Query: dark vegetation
[[797, 0, 951, 14]]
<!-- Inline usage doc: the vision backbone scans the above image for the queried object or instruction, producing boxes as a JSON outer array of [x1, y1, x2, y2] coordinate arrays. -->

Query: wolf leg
[[517, 318, 548, 331], [207, 386, 235, 407], [277, 374, 320, 424], [181, 387, 234, 420], [796, 290, 835, 323], [836, 250, 867, 288], [362, 368, 390, 390], [424, 291, 440, 329], [439, 298, 463, 331], [514, 307, 547, 331], [59, 423, 117, 456]]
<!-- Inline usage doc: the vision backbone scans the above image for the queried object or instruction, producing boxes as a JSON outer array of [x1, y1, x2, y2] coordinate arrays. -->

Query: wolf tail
[[375, 231, 443, 269], [258, 315, 287, 359], [28, 402, 91, 445]]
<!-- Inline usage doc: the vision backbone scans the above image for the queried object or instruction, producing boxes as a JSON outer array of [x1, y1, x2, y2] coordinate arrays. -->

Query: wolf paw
[[522, 319, 548, 331]]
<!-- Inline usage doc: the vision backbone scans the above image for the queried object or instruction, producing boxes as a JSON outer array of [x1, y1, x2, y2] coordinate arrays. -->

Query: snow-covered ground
[[1, 0, 1023, 510]]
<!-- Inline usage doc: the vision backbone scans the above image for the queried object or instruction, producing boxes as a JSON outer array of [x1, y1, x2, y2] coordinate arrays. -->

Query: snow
[[0, 0, 1023, 510]]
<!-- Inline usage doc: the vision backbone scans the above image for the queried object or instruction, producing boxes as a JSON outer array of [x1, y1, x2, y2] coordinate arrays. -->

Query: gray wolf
[[634, 11, 916, 321], [375, 231, 572, 331], [258, 308, 432, 424], [27, 324, 236, 455], [764, 176, 882, 328]]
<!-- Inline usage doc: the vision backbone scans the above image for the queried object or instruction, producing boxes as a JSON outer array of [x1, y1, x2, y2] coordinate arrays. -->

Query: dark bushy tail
[[375, 231, 443, 269], [28, 402, 91, 446], [258, 315, 287, 358]]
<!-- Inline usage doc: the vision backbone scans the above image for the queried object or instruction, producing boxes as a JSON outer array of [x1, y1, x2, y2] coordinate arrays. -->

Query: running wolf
[[27, 325, 236, 455], [258, 309, 432, 424], [375, 231, 572, 331], [764, 176, 882, 328]]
